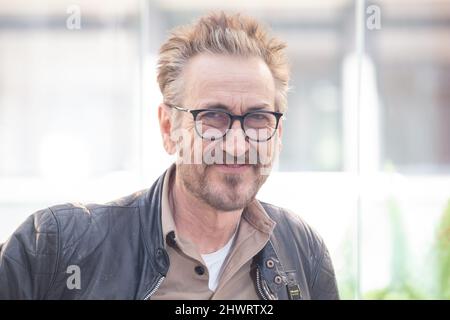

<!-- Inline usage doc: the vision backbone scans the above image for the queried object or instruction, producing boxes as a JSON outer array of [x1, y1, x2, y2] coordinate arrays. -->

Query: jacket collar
[[138, 166, 290, 299], [138, 171, 170, 276]]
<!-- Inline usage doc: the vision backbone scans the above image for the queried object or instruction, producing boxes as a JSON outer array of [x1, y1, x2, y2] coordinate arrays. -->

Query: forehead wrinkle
[[193, 73, 272, 94], [189, 76, 275, 111], [182, 54, 276, 107]]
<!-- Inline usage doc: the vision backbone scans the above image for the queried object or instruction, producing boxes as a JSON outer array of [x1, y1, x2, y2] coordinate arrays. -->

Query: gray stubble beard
[[178, 163, 271, 212]]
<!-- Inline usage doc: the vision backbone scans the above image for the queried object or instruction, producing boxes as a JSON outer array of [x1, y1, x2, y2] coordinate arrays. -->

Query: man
[[0, 12, 339, 300]]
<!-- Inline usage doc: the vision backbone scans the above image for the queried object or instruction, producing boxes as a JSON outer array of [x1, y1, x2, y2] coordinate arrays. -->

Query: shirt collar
[[160, 163, 276, 247]]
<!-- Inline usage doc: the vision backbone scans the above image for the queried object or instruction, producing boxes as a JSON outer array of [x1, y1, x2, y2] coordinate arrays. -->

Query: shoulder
[[0, 189, 151, 299], [43, 189, 148, 249], [260, 201, 339, 299], [259, 201, 330, 279], [2, 207, 59, 261], [47, 189, 147, 224], [259, 201, 327, 254]]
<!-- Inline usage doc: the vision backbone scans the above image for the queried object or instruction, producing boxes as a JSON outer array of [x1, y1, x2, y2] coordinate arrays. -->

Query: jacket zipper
[[144, 269, 269, 300], [144, 267, 269, 300], [256, 267, 269, 300], [143, 276, 165, 300]]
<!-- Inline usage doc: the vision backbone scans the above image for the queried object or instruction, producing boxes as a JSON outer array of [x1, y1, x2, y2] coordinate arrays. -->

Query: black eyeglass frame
[[166, 103, 284, 142]]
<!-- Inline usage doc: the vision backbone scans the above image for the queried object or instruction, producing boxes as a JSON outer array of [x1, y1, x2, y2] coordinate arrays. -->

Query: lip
[[213, 164, 252, 173]]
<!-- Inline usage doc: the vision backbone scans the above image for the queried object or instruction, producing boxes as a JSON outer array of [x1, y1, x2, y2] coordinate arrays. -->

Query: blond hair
[[157, 11, 290, 112]]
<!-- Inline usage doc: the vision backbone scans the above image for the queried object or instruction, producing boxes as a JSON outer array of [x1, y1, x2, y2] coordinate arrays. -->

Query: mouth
[[212, 164, 253, 173]]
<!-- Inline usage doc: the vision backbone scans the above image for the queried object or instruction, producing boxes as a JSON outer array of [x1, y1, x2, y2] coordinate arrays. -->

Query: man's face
[[169, 53, 282, 211]]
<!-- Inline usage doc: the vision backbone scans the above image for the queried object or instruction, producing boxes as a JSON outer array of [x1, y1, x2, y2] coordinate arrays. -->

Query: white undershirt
[[201, 228, 238, 292]]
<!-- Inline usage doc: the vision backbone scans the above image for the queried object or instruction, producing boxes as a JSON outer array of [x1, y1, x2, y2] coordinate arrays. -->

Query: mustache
[[203, 151, 265, 166]]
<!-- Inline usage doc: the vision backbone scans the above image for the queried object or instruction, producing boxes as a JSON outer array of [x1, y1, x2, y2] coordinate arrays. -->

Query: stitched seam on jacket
[[51, 205, 139, 212], [310, 239, 325, 291], [3, 252, 30, 269], [10, 232, 57, 257], [60, 209, 104, 251], [43, 207, 60, 299]]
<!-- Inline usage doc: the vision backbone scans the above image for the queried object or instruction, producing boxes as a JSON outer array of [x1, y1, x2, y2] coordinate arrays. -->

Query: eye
[[197, 110, 230, 129], [251, 114, 268, 120], [247, 113, 271, 122], [202, 111, 223, 119]]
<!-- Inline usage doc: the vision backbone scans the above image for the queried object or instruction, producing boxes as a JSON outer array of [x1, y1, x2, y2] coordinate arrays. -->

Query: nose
[[224, 118, 248, 160]]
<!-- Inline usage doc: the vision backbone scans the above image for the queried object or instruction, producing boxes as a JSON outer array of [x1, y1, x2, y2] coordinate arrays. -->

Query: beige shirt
[[151, 164, 276, 300]]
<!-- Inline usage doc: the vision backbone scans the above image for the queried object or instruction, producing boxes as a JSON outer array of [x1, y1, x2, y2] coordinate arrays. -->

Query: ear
[[158, 103, 177, 155]]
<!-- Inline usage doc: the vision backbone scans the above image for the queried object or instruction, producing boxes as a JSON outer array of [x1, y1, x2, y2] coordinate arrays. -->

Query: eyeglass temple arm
[[165, 103, 190, 113]]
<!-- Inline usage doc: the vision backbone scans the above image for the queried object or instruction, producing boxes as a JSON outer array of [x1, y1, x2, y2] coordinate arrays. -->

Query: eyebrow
[[202, 103, 272, 112]]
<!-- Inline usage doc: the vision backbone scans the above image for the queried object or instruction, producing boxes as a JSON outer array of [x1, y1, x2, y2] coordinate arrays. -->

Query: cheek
[[200, 139, 224, 164], [172, 126, 195, 164], [249, 140, 276, 159]]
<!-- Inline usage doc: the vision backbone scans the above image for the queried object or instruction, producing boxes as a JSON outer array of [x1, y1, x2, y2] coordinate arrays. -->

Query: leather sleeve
[[0, 208, 59, 299], [310, 236, 340, 300]]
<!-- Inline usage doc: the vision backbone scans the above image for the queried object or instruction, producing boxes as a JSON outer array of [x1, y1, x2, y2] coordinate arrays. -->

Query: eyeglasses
[[166, 103, 284, 142]]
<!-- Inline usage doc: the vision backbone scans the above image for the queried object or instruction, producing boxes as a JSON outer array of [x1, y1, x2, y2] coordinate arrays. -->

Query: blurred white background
[[0, 0, 449, 299]]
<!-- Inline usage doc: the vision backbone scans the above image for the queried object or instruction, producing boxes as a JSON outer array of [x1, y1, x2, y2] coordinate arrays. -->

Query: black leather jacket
[[0, 168, 339, 300]]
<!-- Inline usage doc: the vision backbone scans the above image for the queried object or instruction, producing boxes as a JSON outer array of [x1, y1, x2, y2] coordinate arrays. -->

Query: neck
[[170, 172, 242, 254]]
